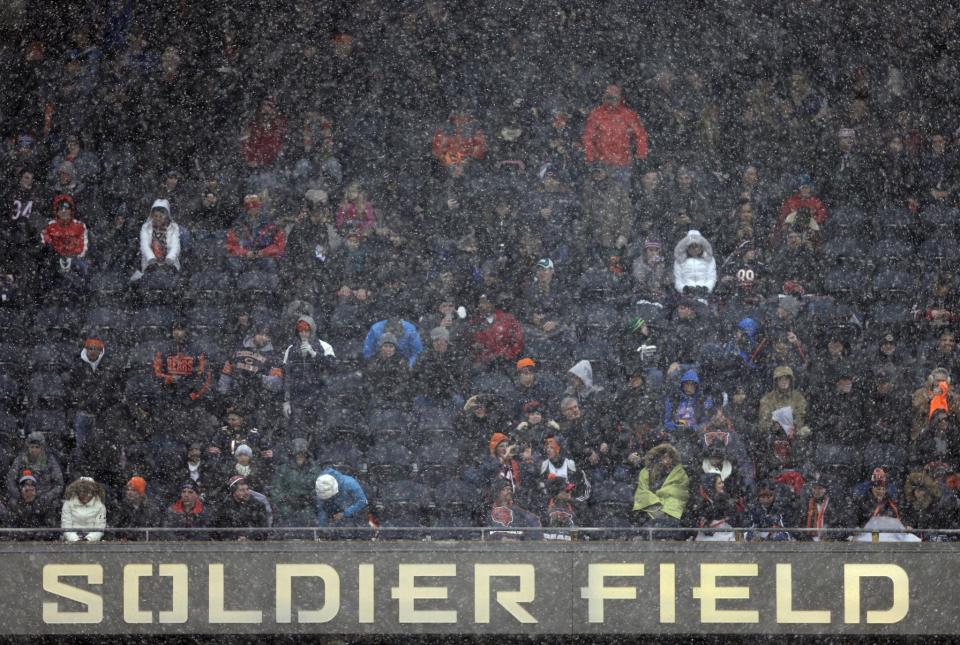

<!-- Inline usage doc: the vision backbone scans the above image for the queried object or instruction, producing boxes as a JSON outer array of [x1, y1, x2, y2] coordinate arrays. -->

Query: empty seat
[[365, 441, 414, 483], [130, 306, 177, 341]]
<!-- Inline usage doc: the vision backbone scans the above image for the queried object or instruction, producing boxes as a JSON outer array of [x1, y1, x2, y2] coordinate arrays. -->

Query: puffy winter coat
[[139, 198, 181, 271], [673, 230, 717, 293], [61, 495, 106, 542]]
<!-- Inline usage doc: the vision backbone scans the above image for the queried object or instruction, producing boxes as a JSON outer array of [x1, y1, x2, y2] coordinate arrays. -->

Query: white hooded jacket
[[139, 198, 181, 272], [673, 229, 717, 293]]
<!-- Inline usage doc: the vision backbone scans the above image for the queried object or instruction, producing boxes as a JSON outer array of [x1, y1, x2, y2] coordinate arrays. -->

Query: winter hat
[[291, 438, 310, 455], [127, 476, 147, 496], [243, 194, 262, 210], [26, 432, 45, 447], [18, 470, 37, 487], [516, 357, 536, 370], [379, 332, 398, 347], [57, 160, 77, 179], [778, 295, 801, 317], [489, 432, 510, 456], [84, 338, 104, 350], [625, 316, 646, 333], [227, 475, 246, 491], [521, 400, 542, 414], [304, 189, 329, 206], [180, 480, 200, 493], [430, 326, 450, 341], [644, 239, 662, 251], [536, 258, 554, 270], [150, 198, 171, 215], [234, 444, 253, 458], [315, 474, 339, 500]]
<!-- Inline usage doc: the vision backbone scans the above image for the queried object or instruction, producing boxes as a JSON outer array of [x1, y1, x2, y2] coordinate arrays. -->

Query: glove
[[515, 422, 529, 432], [637, 344, 658, 360], [797, 425, 812, 439], [547, 420, 560, 431], [282, 402, 292, 418], [301, 340, 317, 357]]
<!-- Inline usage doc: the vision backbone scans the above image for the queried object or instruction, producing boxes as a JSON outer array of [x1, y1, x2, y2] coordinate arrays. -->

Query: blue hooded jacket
[[316, 468, 369, 527], [663, 369, 712, 431], [727, 318, 758, 369]]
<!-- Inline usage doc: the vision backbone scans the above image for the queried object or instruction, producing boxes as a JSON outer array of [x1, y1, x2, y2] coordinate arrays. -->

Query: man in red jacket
[[225, 194, 286, 272], [583, 84, 648, 186], [468, 294, 524, 369], [41, 194, 89, 276]]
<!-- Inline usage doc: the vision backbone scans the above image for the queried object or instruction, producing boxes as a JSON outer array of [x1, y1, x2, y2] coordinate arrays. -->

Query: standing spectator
[[271, 438, 321, 529], [412, 326, 466, 409], [465, 293, 524, 368], [334, 180, 378, 237], [432, 106, 487, 170], [218, 321, 284, 419], [153, 320, 213, 405], [582, 84, 648, 186], [282, 315, 336, 432], [67, 337, 119, 464], [6, 433, 64, 508], [362, 318, 423, 367], [770, 176, 828, 247], [363, 333, 411, 410], [240, 96, 288, 169], [61, 477, 107, 543], [109, 476, 161, 540]]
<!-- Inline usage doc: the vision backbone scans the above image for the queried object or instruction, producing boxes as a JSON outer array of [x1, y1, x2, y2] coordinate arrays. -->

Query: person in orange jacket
[[582, 84, 648, 185], [41, 193, 89, 276]]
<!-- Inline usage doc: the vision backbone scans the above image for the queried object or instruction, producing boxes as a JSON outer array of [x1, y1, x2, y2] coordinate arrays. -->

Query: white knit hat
[[315, 474, 339, 500]]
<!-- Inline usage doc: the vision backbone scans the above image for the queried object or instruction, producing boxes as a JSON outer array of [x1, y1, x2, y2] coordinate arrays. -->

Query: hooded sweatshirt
[[138, 198, 181, 271], [283, 315, 336, 400], [673, 229, 717, 293], [663, 369, 712, 431], [567, 360, 603, 402]]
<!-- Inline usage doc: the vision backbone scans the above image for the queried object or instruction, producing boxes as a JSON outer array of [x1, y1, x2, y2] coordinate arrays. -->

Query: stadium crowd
[[1, 1, 960, 541]]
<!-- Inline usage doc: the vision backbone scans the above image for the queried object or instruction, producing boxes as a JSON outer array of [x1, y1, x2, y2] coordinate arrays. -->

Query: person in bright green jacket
[[633, 443, 689, 538]]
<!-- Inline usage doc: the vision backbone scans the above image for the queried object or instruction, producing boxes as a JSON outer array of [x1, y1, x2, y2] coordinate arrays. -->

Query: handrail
[[6, 525, 958, 541]]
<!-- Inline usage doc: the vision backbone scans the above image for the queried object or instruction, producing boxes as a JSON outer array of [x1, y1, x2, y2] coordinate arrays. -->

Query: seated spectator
[[363, 333, 411, 410], [631, 240, 670, 301], [539, 436, 590, 505], [758, 365, 811, 463], [162, 481, 209, 540], [797, 471, 849, 541], [689, 473, 739, 539], [486, 478, 542, 541], [481, 432, 539, 506], [618, 317, 664, 373], [7, 472, 57, 540], [6, 433, 64, 508], [225, 194, 286, 272], [153, 320, 213, 405], [48, 133, 99, 187], [771, 175, 827, 247], [521, 258, 575, 346], [902, 471, 959, 537], [542, 475, 578, 541], [109, 476, 160, 541], [220, 444, 270, 496], [465, 293, 523, 369], [663, 369, 712, 435], [314, 470, 369, 531], [513, 400, 561, 453], [41, 194, 90, 278], [565, 360, 605, 409], [335, 180, 378, 237], [745, 480, 796, 541], [672, 229, 716, 294], [132, 198, 181, 281], [911, 367, 960, 443], [432, 106, 487, 170], [271, 439, 321, 528], [208, 406, 273, 465], [239, 96, 288, 169], [281, 189, 337, 299], [362, 318, 423, 367], [213, 475, 269, 541], [716, 239, 769, 304], [218, 322, 284, 424], [61, 476, 107, 543], [412, 326, 467, 409], [914, 273, 960, 336], [918, 329, 960, 383], [855, 468, 901, 527], [768, 228, 820, 293], [632, 443, 690, 537], [326, 228, 379, 303]]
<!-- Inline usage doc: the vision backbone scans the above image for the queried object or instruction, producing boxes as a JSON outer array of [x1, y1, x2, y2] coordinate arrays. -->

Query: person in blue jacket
[[362, 318, 423, 367], [663, 368, 713, 433], [315, 469, 369, 532]]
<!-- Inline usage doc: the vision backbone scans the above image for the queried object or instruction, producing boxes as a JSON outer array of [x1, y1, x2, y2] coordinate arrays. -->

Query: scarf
[[806, 496, 828, 530], [930, 383, 949, 419]]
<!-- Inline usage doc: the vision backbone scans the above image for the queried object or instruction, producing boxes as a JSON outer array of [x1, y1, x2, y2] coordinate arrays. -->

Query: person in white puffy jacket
[[132, 198, 181, 280], [673, 229, 717, 294], [61, 477, 107, 542]]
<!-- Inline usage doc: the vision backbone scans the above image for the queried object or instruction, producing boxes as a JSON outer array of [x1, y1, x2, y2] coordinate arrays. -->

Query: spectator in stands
[[315, 470, 369, 532], [208, 406, 273, 466], [877, 134, 920, 208], [363, 332, 411, 410], [271, 439, 320, 529], [335, 180, 378, 237], [240, 96, 288, 169], [218, 321, 284, 423], [487, 478, 542, 541], [768, 228, 820, 294], [7, 472, 57, 540], [67, 337, 118, 463], [690, 472, 739, 537], [915, 274, 960, 337], [153, 320, 213, 405], [856, 468, 901, 527], [911, 367, 960, 443], [632, 443, 689, 537], [48, 133, 99, 187], [771, 175, 827, 247], [482, 432, 536, 506], [542, 474, 578, 540], [281, 189, 337, 300], [61, 476, 107, 542], [132, 198, 181, 281], [466, 293, 523, 369], [920, 131, 958, 207], [163, 442, 214, 503], [663, 369, 712, 435], [225, 194, 287, 272], [758, 366, 811, 467], [362, 318, 423, 367], [582, 84, 648, 186], [539, 436, 590, 505], [819, 127, 874, 208], [162, 481, 209, 540], [582, 166, 632, 253], [432, 105, 486, 170], [797, 471, 849, 541], [672, 229, 716, 294], [6, 433, 64, 508], [109, 476, 160, 541], [282, 315, 336, 432], [213, 475, 269, 540], [327, 226, 379, 303], [41, 194, 89, 279], [745, 479, 795, 541], [632, 240, 670, 301], [412, 326, 466, 409], [902, 471, 958, 536]]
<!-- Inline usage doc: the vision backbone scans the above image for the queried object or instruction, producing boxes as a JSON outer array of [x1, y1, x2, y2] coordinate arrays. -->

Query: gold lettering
[[775, 564, 830, 624], [691, 563, 759, 623], [275, 564, 340, 624], [158, 564, 188, 624], [474, 564, 537, 624], [579, 563, 645, 623], [42, 564, 103, 625], [358, 564, 375, 624], [843, 564, 909, 624], [123, 564, 153, 624], [391, 564, 457, 623], [659, 563, 676, 624], [208, 563, 263, 624]]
